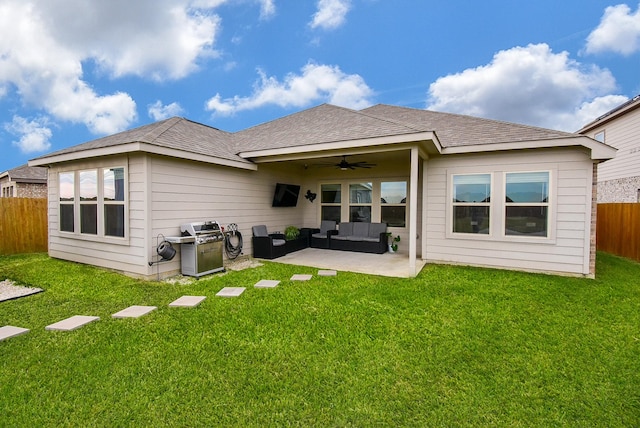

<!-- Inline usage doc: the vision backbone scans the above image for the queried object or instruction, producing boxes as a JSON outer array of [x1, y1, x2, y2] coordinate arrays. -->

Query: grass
[[0, 252, 639, 427]]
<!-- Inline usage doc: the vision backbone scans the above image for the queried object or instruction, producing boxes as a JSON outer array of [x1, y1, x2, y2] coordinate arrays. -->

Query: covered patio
[[272, 248, 427, 278]]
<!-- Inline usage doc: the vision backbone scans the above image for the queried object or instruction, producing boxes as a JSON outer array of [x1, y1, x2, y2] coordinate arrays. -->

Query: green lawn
[[1, 253, 639, 427]]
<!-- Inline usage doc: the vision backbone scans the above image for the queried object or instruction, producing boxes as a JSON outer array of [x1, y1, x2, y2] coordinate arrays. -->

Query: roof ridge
[[355, 104, 430, 133], [142, 116, 185, 144]]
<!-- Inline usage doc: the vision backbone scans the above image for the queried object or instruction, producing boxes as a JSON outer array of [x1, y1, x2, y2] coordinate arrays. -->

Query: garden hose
[[224, 223, 243, 260]]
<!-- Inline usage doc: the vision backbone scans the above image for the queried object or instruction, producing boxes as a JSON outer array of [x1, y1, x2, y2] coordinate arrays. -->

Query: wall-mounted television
[[272, 183, 300, 207]]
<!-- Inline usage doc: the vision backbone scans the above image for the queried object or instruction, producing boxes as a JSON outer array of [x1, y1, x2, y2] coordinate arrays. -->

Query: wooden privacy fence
[[0, 198, 48, 255], [597, 203, 640, 262]]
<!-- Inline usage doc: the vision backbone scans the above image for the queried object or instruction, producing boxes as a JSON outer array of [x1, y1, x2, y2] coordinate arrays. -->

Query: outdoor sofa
[[327, 222, 388, 254]]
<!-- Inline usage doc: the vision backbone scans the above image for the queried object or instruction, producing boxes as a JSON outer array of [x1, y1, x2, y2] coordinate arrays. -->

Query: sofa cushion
[[368, 222, 387, 238], [252, 225, 268, 237], [346, 236, 380, 243], [272, 239, 286, 246], [352, 222, 369, 238], [331, 235, 349, 241], [319, 220, 336, 234], [338, 222, 353, 236], [312, 233, 327, 239]]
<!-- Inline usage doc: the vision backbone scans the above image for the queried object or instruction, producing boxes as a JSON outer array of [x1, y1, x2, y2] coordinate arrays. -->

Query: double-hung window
[[320, 184, 341, 222], [349, 182, 372, 222], [59, 172, 75, 232], [80, 170, 98, 234], [504, 172, 549, 237], [381, 181, 407, 227], [452, 174, 491, 235]]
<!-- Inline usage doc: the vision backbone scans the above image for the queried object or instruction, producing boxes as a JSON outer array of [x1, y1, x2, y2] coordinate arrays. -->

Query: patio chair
[[310, 220, 336, 249], [251, 225, 287, 259]]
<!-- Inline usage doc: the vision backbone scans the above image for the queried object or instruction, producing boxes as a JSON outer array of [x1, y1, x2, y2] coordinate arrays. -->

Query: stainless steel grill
[[179, 220, 224, 277]]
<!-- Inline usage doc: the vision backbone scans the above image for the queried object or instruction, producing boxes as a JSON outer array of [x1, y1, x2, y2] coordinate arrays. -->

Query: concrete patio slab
[[112, 305, 157, 319], [169, 296, 207, 307], [277, 248, 427, 278], [0, 325, 29, 341], [45, 315, 100, 331], [216, 287, 246, 297], [291, 274, 313, 281], [318, 270, 337, 276], [254, 280, 280, 288]]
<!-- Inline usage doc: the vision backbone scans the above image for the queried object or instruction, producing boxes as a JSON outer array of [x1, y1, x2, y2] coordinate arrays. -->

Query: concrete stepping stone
[[169, 295, 206, 307], [45, 315, 100, 331], [291, 274, 313, 281], [216, 287, 246, 297], [254, 280, 280, 288], [318, 270, 337, 276], [0, 325, 29, 341], [112, 305, 157, 319]]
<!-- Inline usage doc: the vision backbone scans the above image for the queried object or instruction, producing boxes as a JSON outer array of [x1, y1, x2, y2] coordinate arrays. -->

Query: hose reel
[[224, 223, 243, 260]]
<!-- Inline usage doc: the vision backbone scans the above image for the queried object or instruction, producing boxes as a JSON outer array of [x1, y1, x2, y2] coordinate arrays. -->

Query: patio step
[[0, 325, 29, 341], [45, 315, 100, 331], [112, 305, 157, 319]]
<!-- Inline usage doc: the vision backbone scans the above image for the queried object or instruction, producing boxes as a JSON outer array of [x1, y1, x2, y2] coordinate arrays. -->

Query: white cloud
[[585, 3, 640, 56], [205, 62, 374, 114], [5, 116, 53, 153], [426, 43, 621, 131], [310, 0, 351, 30], [148, 101, 186, 121], [572, 95, 630, 130], [258, 0, 276, 20], [0, 0, 234, 136]]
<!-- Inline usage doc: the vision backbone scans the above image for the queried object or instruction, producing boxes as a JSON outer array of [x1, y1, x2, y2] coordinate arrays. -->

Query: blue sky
[[1, 0, 639, 173]]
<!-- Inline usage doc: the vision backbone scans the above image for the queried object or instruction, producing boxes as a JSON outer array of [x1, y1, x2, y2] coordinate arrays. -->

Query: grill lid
[[180, 221, 222, 237]]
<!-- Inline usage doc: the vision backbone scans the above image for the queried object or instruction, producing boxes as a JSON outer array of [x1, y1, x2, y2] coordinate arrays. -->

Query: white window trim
[[447, 172, 494, 238], [58, 165, 129, 244], [501, 170, 556, 243], [446, 166, 557, 244]]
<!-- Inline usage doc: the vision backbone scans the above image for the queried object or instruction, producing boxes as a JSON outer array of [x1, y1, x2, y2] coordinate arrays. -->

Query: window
[[349, 183, 372, 222], [59, 172, 75, 232], [80, 170, 98, 235], [104, 168, 126, 237], [320, 183, 341, 222], [381, 181, 407, 227], [594, 131, 605, 143], [452, 174, 491, 234], [58, 167, 126, 238], [505, 172, 549, 237]]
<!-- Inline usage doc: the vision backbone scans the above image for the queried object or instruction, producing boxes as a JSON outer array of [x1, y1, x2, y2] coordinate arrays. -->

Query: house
[[0, 164, 48, 198], [29, 104, 615, 279], [578, 94, 640, 202]]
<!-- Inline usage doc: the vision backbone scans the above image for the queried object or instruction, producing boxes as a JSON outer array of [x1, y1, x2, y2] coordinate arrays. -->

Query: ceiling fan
[[315, 155, 376, 170]]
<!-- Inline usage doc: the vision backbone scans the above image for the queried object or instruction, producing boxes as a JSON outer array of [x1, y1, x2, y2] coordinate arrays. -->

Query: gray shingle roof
[[3, 164, 47, 182], [31, 103, 587, 167], [33, 117, 248, 164], [233, 104, 429, 152], [360, 104, 577, 148]]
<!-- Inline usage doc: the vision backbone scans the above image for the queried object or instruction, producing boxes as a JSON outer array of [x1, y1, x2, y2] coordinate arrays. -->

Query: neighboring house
[[29, 104, 615, 279], [0, 164, 48, 198], [578, 94, 640, 202]]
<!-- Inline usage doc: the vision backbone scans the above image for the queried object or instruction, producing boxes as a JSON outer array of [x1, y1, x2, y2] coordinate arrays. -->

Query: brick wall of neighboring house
[[597, 176, 640, 202], [16, 182, 48, 198]]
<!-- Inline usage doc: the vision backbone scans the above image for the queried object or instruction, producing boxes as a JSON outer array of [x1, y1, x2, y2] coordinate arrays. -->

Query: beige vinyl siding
[[592, 108, 640, 182], [425, 148, 594, 276], [146, 156, 308, 277]]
